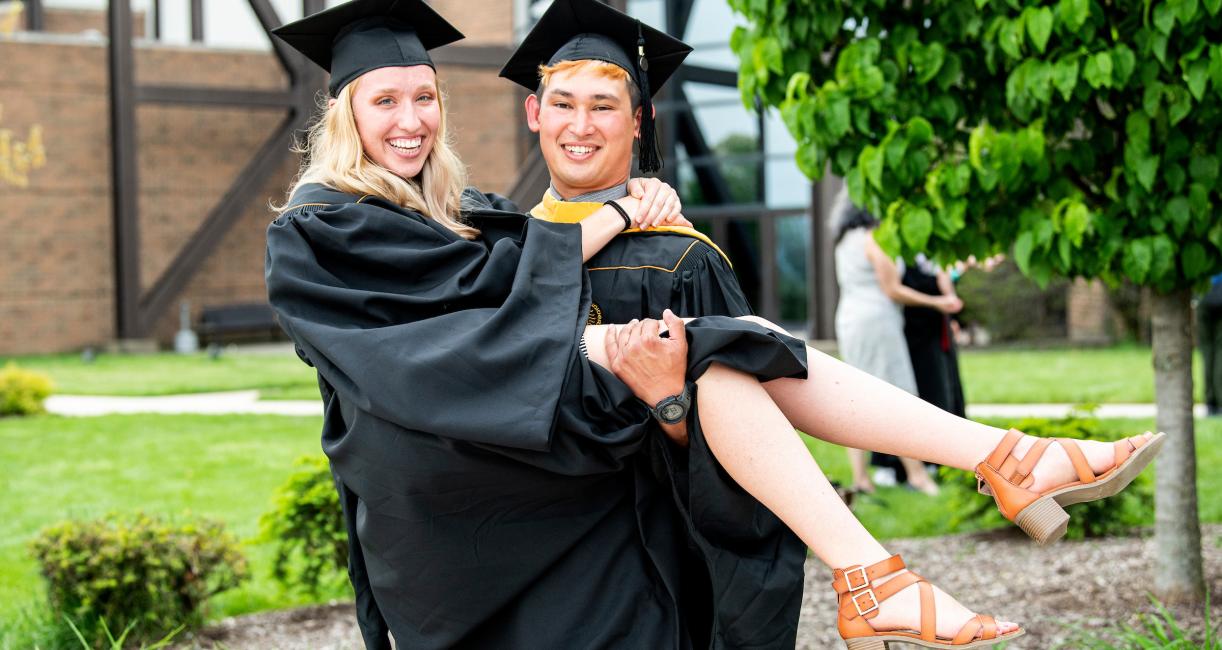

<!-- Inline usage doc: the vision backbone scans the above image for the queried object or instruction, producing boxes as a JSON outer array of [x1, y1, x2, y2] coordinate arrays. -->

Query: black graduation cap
[[499, 0, 692, 173], [271, 0, 464, 97]]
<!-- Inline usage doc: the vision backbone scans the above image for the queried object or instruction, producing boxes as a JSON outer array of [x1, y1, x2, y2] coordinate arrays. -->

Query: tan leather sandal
[[833, 554, 1023, 649], [976, 429, 1166, 545]]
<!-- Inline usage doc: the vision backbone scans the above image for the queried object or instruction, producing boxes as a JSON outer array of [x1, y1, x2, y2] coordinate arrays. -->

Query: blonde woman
[[266, 3, 1162, 649]]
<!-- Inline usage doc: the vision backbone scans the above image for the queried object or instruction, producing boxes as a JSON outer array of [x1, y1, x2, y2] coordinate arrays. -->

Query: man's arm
[[604, 310, 690, 446]]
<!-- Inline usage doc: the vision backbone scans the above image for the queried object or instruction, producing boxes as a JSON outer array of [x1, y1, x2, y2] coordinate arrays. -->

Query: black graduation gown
[[901, 265, 965, 417], [582, 234, 752, 323], [522, 196, 804, 648], [528, 194, 752, 324], [265, 184, 808, 649]]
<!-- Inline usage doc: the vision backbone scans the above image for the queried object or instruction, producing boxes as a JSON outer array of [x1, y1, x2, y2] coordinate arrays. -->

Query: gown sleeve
[[265, 201, 585, 451]]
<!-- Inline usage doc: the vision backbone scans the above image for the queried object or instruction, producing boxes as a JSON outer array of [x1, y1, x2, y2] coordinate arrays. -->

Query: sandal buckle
[[844, 566, 869, 591], [852, 588, 879, 617]]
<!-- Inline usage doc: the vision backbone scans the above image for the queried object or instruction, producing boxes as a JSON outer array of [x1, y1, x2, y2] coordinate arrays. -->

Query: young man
[[500, 0, 751, 328], [499, 2, 806, 648]]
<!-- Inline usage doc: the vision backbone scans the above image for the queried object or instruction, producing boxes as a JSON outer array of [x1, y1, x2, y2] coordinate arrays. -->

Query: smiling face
[[349, 65, 441, 180], [526, 61, 641, 199]]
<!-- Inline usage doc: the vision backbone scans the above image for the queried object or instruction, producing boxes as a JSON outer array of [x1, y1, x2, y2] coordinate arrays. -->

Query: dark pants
[[1200, 302, 1222, 411]]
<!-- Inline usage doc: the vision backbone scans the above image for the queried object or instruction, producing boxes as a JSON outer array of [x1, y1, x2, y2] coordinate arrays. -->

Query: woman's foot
[[1012, 431, 1156, 494], [867, 571, 1018, 640], [976, 430, 1164, 544], [852, 480, 877, 495], [833, 555, 1022, 647], [906, 477, 940, 497]]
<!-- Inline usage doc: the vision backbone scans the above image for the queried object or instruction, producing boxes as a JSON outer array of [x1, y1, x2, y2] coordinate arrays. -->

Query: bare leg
[[847, 448, 874, 492], [735, 316, 1146, 492], [581, 325, 1016, 639]]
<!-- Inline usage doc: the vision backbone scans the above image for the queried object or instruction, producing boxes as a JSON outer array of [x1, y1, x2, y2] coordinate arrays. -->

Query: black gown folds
[[265, 184, 808, 649], [528, 192, 751, 324]]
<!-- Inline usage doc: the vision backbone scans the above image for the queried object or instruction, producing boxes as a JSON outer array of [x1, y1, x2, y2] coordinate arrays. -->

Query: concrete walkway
[[46, 391, 323, 416], [43, 392, 1206, 419]]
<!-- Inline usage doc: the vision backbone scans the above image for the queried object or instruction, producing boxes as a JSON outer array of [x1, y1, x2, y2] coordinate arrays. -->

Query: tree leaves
[[1083, 51, 1114, 88], [1185, 58, 1211, 100], [730, 0, 1222, 291], [901, 205, 934, 250], [1058, 0, 1091, 31], [1052, 57, 1080, 100], [1025, 6, 1054, 53]]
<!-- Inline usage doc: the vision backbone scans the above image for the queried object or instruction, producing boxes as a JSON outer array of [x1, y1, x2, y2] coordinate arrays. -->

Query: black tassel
[[635, 21, 662, 173]]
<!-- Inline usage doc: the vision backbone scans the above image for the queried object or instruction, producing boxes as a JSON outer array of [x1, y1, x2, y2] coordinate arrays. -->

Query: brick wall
[[430, 0, 513, 45], [1067, 278, 1112, 344], [0, 30, 520, 353]]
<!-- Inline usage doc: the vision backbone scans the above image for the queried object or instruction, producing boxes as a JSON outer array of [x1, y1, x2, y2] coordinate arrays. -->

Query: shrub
[[940, 409, 1154, 539], [0, 362, 53, 416], [955, 259, 1069, 343], [28, 513, 247, 646], [258, 454, 347, 594]]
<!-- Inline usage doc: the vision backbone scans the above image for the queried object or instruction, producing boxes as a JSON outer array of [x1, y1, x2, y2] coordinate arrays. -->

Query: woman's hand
[[933, 295, 964, 314], [626, 178, 691, 229]]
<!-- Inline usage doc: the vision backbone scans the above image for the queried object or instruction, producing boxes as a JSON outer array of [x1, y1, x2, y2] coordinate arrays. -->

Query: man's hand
[[626, 178, 691, 229], [605, 310, 690, 446]]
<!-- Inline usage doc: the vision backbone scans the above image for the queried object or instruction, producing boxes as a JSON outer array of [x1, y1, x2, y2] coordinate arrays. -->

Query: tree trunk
[[1151, 288, 1205, 603]]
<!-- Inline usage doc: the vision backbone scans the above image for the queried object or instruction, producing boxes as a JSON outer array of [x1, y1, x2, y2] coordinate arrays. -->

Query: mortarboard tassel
[[635, 21, 662, 173]]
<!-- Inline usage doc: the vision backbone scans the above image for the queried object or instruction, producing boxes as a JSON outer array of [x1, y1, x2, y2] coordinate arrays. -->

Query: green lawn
[[0, 413, 342, 626], [959, 344, 1204, 404], [3, 411, 1217, 626], [0, 350, 319, 398], [3, 344, 1205, 404]]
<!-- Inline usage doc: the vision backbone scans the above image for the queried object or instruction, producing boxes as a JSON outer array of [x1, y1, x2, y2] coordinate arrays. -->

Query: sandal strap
[[984, 429, 1024, 469], [979, 614, 999, 640], [1114, 435, 1146, 466], [919, 580, 936, 642], [837, 570, 921, 620], [951, 615, 984, 644], [1058, 438, 1097, 484], [832, 554, 906, 594]]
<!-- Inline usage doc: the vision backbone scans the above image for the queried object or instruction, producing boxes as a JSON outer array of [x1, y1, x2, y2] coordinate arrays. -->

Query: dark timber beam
[[136, 86, 297, 108], [106, 0, 327, 338], [24, 0, 43, 31], [139, 110, 308, 327], [109, 0, 141, 340], [190, 0, 203, 42], [682, 65, 737, 87]]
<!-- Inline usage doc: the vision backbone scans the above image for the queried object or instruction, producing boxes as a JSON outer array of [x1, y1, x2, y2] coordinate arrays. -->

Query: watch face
[[660, 403, 685, 421]]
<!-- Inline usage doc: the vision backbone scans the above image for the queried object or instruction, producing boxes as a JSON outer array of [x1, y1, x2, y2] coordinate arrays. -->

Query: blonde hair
[[537, 59, 639, 109], [279, 76, 478, 239]]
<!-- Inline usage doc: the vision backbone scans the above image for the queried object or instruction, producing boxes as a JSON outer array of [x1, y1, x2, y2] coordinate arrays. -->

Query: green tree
[[731, 0, 1215, 601]]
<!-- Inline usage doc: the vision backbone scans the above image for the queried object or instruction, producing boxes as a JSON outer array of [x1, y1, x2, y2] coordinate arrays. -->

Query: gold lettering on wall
[[0, 104, 48, 188], [0, 2, 23, 36]]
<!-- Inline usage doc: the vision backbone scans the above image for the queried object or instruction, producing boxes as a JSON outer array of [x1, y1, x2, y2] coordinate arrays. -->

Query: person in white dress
[[832, 190, 962, 494]]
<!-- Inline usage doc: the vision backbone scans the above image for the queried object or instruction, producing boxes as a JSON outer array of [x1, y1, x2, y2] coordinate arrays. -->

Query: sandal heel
[[1015, 497, 1069, 545], [845, 638, 887, 650]]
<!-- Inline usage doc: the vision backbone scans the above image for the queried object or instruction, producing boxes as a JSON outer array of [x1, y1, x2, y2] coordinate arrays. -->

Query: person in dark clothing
[[265, 2, 1160, 648], [1199, 274, 1222, 416], [902, 257, 966, 417]]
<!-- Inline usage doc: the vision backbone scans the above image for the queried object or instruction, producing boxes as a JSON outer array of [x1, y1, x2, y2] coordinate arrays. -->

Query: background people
[[903, 256, 967, 417], [832, 190, 958, 495]]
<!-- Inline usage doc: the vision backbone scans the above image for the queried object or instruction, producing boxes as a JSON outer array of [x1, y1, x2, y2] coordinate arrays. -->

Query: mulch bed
[[175, 525, 1222, 649]]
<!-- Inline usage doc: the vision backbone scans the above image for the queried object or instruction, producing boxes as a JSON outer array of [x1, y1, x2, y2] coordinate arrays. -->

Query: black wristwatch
[[649, 386, 691, 425]]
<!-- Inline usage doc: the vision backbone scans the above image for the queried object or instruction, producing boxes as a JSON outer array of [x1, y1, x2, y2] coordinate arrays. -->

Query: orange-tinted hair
[[536, 59, 640, 109]]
